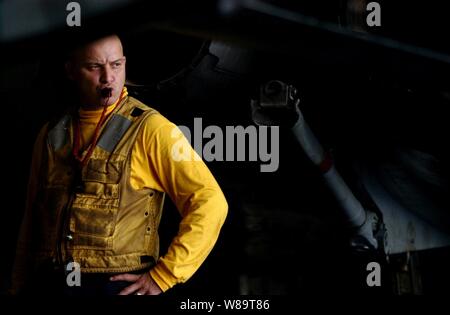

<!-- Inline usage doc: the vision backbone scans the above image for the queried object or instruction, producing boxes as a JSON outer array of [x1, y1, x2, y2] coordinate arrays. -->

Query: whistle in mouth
[[100, 88, 112, 98]]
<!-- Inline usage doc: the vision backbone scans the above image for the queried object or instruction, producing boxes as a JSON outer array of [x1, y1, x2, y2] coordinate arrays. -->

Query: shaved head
[[70, 35, 123, 64]]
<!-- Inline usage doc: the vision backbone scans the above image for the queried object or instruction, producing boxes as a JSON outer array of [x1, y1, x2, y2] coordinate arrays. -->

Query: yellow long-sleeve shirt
[[26, 89, 228, 292]]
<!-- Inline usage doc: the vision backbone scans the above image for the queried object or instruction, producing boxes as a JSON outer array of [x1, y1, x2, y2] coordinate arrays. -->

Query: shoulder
[[127, 97, 178, 139], [127, 96, 154, 112]]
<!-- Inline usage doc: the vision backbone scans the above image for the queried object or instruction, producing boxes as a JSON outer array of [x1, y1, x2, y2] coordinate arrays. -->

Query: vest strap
[[97, 114, 133, 152], [48, 115, 71, 151]]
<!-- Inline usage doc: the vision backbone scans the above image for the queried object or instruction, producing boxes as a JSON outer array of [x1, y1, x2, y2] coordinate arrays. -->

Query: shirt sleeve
[[130, 113, 228, 292]]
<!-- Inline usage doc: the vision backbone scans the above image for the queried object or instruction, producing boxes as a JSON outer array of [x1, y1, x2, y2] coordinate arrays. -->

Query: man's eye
[[87, 65, 100, 70], [112, 63, 122, 69]]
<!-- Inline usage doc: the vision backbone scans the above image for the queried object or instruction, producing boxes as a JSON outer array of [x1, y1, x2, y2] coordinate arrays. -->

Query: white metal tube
[[291, 111, 366, 228], [291, 111, 325, 165], [323, 166, 366, 227]]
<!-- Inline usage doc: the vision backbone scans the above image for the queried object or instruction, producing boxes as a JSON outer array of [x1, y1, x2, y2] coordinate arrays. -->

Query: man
[[11, 34, 228, 295]]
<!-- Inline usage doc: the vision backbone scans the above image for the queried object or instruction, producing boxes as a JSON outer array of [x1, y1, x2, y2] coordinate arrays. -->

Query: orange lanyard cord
[[72, 91, 125, 168]]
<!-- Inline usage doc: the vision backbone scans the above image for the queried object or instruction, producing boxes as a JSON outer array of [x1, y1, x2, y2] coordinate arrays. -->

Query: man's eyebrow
[[83, 61, 104, 65], [110, 58, 125, 63], [82, 58, 125, 66]]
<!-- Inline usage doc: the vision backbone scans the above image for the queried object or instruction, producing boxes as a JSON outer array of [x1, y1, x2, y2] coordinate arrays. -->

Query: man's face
[[67, 35, 126, 108]]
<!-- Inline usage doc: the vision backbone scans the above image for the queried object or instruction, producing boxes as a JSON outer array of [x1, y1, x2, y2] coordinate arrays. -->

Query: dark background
[[1, 0, 450, 295]]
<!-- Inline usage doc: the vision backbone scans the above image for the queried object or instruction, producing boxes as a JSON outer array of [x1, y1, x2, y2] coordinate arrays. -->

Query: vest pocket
[[69, 157, 124, 249], [84, 158, 123, 183], [70, 203, 117, 236], [82, 182, 119, 198], [69, 182, 120, 249], [69, 202, 117, 249]]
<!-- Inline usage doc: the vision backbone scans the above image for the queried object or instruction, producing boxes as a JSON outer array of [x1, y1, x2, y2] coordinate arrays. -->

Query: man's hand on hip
[[110, 271, 162, 295]]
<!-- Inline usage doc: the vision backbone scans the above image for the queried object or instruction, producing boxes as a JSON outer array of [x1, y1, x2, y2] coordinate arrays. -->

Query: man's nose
[[100, 65, 115, 84]]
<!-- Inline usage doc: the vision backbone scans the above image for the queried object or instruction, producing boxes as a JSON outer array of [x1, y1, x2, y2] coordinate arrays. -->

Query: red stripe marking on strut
[[319, 152, 333, 173]]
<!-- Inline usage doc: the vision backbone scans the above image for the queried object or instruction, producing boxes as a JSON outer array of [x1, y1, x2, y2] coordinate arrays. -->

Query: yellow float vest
[[34, 96, 165, 273]]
